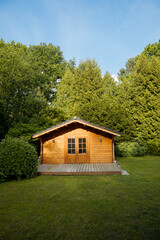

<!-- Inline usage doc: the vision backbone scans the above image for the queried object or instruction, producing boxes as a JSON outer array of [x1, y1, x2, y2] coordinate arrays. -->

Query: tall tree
[[74, 59, 103, 122], [56, 59, 104, 123], [55, 69, 77, 119], [118, 57, 137, 78], [130, 53, 160, 154], [98, 72, 117, 128], [99, 72, 135, 141], [0, 39, 33, 123], [143, 39, 160, 59], [103, 72, 116, 97], [29, 43, 67, 102], [0, 39, 66, 138]]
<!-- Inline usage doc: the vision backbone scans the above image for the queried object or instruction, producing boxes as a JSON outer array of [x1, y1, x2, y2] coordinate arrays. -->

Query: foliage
[[55, 69, 76, 119], [7, 122, 43, 140], [143, 39, 160, 59], [0, 138, 38, 181], [56, 59, 104, 123], [116, 41, 160, 152], [0, 39, 32, 123], [0, 38, 160, 156], [118, 57, 137, 77], [100, 73, 136, 141], [29, 42, 67, 102], [130, 54, 160, 154], [116, 141, 146, 157], [0, 39, 66, 136], [147, 138, 160, 156], [0, 99, 8, 141], [74, 59, 104, 123]]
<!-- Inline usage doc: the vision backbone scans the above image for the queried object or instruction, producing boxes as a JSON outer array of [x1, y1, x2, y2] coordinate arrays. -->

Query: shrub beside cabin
[[32, 117, 121, 164]]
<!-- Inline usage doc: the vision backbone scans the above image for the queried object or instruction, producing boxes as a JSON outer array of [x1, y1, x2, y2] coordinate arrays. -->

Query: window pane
[[78, 138, 86, 154], [68, 138, 75, 154], [79, 149, 82, 154], [72, 149, 75, 154]]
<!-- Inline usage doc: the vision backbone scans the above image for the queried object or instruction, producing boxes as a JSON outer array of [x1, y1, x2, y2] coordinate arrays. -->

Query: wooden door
[[66, 138, 76, 163], [65, 136, 89, 163], [76, 137, 88, 163]]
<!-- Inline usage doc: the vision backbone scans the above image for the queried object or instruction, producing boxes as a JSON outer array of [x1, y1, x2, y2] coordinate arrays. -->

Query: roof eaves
[[75, 118, 121, 136], [32, 117, 77, 138], [32, 116, 121, 138]]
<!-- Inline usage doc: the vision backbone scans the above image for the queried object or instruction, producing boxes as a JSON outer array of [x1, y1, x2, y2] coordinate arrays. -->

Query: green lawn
[[0, 156, 160, 240]]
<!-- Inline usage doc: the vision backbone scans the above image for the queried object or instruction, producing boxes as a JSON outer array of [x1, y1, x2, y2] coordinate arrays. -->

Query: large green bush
[[116, 141, 146, 157], [0, 138, 38, 181]]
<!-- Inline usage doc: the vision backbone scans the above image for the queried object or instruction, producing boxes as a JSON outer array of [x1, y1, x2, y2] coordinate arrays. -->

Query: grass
[[0, 155, 160, 240]]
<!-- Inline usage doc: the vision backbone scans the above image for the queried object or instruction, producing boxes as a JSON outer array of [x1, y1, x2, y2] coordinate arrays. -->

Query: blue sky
[[0, 0, 160, 75]]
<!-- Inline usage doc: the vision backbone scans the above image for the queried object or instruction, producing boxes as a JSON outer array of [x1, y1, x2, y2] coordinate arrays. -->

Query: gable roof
[[32, 116, 121, 138]]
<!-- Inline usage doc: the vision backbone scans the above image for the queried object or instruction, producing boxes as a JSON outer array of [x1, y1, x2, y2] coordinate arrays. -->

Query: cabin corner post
[[112, 136, 115, 163], [40, 137, 43, 164]]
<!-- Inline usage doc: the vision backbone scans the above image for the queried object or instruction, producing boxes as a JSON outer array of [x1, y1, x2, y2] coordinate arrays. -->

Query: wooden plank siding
[[89, 131, 113, 163], [42, 134, 64, 164], [40, 123, 114, 164]]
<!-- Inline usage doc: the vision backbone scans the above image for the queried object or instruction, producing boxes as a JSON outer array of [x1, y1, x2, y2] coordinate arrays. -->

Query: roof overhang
[[32, 117, 121, 138]]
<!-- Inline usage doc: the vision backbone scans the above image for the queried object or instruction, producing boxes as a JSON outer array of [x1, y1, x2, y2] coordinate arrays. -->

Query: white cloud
[[111, 74, 119, 82]]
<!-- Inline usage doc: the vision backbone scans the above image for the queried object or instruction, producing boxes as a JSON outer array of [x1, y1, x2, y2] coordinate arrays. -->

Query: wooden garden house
[[32, 117, 121, 164]]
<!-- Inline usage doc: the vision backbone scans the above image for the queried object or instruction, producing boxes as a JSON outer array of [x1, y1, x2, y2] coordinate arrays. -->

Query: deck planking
[[38, 163, 121, 175]]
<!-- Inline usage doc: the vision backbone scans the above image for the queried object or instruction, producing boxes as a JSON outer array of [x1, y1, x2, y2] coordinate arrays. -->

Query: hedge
[[0, 138, 38, 181], [115, 141, 146, 157]]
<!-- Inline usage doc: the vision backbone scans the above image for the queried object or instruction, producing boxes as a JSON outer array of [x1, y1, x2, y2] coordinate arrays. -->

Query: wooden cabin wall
[[89, 131, 113, 163], [40, 123, 113, 164], [42, 133, 64, 164]]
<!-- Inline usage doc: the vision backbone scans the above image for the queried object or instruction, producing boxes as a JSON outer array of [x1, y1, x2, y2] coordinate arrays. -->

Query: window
[[68, 138, 75, 154], [78, 138, 86, 154]]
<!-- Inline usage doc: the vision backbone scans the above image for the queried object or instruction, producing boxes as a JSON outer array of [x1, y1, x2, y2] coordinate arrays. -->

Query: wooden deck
[[37, 163, 122, 175]]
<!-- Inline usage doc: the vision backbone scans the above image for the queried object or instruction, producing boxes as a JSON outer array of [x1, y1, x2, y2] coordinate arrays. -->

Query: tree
[[97, 72, 117, 128], [0, 99, 8, 141], [113, 76, 136, 141], [0, 39, 67, 139], [29, 43, 67, 102], [55, 69, 77, 119], [118, 57, 137, 78], [116, 40, 160, 153], [99, 72, 135, 141], [56, 59, 104, 123], [143, 39, 160, 59], [74, 59, 104, 122], [130, 53, 160, 154], [7, 88, 63, 140], [0, 40, 33, 123], [103, 72, 116, 97]]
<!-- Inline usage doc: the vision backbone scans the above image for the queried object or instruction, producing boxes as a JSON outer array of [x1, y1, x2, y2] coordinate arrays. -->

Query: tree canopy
[[0, 39, 67, 140], [0, 38, 159, 154]]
